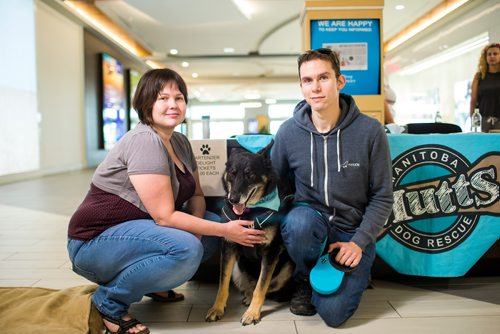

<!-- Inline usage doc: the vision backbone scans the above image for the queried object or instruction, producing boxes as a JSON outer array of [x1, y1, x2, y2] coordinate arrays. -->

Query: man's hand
[[328, 241, 362, 268]]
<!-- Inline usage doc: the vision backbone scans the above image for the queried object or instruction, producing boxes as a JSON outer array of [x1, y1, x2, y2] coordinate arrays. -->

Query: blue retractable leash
[[309, 238, 357, 295]]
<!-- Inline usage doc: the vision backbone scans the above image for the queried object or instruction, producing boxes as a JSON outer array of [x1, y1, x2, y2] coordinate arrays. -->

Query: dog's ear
[[257, 139, 274, 161]]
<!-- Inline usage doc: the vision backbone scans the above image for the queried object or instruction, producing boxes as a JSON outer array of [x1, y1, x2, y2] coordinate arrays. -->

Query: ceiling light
[[192, 73, 199, 78], [385, 0, 470, 53], [181, 61, 189, 68], [231, 0, 255, 19], [145, 60, 165, 69], [240, 102, 262, 108], [63, 1, 151, 58], [411, 3, 500, 53], [265, 98, 277, 104], [244, 92, 261, 100], [224, 47, 235, 53], [170, 49, 178, 55], [398, 33, 488, 76], [395, 5, 405, 10]]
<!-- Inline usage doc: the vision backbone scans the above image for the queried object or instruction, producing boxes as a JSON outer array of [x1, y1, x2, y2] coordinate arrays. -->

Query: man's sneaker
[[290, 279, 316, 316]]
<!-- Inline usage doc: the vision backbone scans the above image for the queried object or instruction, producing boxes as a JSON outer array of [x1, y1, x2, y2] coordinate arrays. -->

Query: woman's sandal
[[100, 313, 150, 334], [145, 289, 184, 302]]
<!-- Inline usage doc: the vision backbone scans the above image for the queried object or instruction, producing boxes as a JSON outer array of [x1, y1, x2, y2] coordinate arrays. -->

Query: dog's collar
[[221, 189, 292, 230], [248, 188, 280, 212], [221, 205, 277, 230]]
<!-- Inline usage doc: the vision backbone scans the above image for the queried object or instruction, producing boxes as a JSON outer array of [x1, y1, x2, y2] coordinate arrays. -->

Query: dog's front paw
[[241, 310, 261, 326], [206, 307, 225, 322]]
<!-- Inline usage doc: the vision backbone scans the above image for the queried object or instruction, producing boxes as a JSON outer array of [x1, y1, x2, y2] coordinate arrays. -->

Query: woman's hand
[[328, 241, 362, 268], [223, 220, 266, 247]]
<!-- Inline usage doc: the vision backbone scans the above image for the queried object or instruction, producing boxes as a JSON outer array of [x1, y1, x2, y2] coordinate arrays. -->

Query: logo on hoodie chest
[[341, 161, 360, 169]]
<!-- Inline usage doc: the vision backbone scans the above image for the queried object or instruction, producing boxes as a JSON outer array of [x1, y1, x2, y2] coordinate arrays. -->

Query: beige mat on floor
[[0, 284, 102, 334]]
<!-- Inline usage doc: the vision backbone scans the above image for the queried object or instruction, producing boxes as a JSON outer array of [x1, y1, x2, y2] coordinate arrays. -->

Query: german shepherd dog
[[205, 140, 293, 326]]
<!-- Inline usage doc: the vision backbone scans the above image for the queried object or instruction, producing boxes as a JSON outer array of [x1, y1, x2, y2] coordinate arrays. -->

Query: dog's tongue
[[232, 204, 246, 216]]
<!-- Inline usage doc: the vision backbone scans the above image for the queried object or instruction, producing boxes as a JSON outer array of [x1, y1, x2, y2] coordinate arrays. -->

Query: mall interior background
[[0, 0, 499, 184]]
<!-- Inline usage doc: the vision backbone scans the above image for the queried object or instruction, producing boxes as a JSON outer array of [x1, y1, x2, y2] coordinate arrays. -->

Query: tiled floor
[[0, 169, 499, 333]]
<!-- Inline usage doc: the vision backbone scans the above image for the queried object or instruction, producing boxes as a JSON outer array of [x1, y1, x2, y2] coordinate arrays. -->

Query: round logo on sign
[[380, 145, 480, 253]]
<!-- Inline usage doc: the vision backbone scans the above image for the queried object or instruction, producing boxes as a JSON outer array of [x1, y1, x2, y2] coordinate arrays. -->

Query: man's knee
[[316, 299, 356, 328], [282, 216, 310, 239], [282, 206, 321, 239]]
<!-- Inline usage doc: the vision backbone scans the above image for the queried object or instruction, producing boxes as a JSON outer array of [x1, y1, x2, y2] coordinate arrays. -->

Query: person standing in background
[[383, 84, 396, 125], [470, 42, 500, 132]]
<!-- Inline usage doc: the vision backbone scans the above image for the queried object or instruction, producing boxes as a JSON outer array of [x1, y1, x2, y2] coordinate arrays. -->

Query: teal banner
[[377, 133, 500, 277]]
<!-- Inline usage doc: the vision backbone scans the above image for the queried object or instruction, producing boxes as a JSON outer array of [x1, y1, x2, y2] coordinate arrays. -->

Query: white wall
[[36, 1, 85, 173], [0, 0, 39, 177], [0, 0, 86, 183]]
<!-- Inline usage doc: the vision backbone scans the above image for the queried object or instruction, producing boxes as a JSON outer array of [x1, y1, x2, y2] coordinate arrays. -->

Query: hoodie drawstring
[[309, 130, 341, 207], [337, 129, 341, 172], [310, 132, 314, 187], [323, 136, 329, 206]]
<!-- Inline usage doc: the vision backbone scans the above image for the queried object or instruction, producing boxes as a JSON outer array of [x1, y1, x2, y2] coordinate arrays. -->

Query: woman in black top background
[[470, 42, 500, 132]]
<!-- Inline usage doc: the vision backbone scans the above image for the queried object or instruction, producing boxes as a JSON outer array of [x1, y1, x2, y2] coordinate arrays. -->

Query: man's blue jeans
[[67, 211, 220, 319], [281, 205, 376, 327]]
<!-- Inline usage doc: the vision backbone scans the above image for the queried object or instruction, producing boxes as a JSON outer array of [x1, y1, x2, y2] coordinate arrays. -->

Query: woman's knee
[[154, 236, 203, 282], [176, 234, 204, 263], [151, 229, 204, 265]]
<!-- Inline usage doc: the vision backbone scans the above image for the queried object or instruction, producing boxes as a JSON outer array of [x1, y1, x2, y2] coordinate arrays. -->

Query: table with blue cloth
[[377, 133, 500, 277], [192, 133, 500, 278]]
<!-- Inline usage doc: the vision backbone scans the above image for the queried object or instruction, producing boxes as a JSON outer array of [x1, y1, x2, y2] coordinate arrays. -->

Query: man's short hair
[[297, 48, 342, 78]]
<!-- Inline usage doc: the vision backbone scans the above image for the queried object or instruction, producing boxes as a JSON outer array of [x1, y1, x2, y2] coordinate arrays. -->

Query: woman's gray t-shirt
[[92, 122, 198, 212]]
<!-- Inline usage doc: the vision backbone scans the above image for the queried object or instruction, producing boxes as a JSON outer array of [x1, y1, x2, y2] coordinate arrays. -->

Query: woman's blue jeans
[[281, 205, 376, 327], [67, 211, 220, 319]]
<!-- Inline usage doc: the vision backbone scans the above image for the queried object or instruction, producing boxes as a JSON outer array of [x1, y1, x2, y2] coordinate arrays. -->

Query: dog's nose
[[228, 193, 240, 204]]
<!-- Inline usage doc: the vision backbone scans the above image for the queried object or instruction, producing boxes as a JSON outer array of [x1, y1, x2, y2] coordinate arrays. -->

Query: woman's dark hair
[[297, 48, 342, 79], [132, 68, 188, 125]]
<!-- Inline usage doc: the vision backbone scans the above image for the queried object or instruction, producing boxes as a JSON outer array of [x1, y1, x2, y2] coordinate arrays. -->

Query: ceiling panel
[[60, 0, 481, 103]]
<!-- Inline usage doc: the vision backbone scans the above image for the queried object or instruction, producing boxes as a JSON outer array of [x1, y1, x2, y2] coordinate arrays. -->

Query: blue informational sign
[[310, 19, 381, 95]]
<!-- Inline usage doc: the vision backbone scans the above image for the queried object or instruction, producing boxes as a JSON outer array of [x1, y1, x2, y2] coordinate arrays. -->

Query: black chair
[[406, 122, 462, 134]]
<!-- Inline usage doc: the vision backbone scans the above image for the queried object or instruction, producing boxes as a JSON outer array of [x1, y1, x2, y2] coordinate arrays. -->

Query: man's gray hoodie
[[271, 93, 394, 250]]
